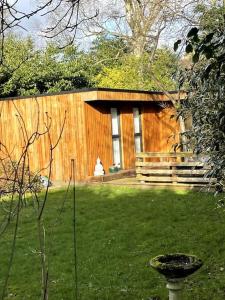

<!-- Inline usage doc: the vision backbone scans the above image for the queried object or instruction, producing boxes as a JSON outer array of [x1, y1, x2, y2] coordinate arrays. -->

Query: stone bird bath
[[150, 253, 203, 300]]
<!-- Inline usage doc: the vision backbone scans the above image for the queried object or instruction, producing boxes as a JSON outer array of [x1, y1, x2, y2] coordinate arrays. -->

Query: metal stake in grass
[[71, 159, 78, 300]]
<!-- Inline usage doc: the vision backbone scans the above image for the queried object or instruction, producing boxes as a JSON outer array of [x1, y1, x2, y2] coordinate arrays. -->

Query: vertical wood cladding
[[84, 102, 113, 176], [120, 104, 136, 169], [84, 102, 136, 176], [0, 90, 181, 181], [83, 101, 179, 175], [142, 103, 180, 158], [117, 102, 179, 169], [0, 94, 88, 182]]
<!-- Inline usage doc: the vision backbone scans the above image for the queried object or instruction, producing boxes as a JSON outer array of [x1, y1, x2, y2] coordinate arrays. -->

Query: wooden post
[[171, 156, 177, 184]]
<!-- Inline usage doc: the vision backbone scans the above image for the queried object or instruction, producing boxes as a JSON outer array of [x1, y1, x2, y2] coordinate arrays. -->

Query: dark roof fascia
[[84, 99, 173, 102], [0, 87, 185, 101]]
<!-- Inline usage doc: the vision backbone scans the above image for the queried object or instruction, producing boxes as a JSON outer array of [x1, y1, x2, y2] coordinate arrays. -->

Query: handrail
[[136, 152, 196, 158]]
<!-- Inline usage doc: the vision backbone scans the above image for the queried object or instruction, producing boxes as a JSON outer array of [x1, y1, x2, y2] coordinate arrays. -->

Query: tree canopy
[[94, 49, 178, 90], [0, 34, 178, 97], [176, 2, 225, 188], [0, 35, 90, 97]]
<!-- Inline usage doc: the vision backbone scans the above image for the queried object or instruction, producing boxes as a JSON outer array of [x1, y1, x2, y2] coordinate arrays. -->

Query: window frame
[[110, 107, 122, 167], [133, 107, 143, 153]]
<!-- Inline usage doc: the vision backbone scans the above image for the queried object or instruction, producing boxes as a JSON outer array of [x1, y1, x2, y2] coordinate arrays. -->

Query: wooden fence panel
[[136, 152, 215, 187]]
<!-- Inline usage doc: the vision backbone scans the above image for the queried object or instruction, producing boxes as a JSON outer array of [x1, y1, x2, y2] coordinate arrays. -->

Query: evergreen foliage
[[0, 36, 90, 97], [176, 3, 225, 188], [0, 34, 178, 97], [94, 50, 178, 90]]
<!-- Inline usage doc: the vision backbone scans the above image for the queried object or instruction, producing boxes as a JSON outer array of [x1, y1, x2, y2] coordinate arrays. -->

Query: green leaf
[[186, 43, 193, 54], [219, 116, 225, 126], [203, 46, 214, 59], [192, 34, 200, 43], [174, 40, 181, 52], [193, 52, 200, 63], [187, 27, 199, 38], [204, 33, 214, 44], [203, 64, 212, 79], [220, 62, 225, 73]]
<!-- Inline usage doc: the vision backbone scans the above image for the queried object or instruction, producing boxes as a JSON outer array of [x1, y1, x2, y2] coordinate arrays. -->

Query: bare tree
[[0, 0, 97, 63], [79, 0, 204, 57], [0, 99, 67, 299]]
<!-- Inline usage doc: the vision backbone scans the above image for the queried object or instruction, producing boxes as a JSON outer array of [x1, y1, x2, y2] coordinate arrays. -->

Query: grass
[[0, 186, 225, 299]]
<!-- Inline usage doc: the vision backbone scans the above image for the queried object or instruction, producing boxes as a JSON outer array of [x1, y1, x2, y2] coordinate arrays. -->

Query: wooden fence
[[136, 152, 216, 187]]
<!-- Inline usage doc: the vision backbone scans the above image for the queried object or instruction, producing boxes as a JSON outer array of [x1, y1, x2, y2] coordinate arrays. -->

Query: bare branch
[[0, 0, 97, 61]]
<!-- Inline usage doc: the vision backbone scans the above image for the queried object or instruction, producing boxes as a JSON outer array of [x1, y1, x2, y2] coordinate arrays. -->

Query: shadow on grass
[[0, 185, 225, 300]]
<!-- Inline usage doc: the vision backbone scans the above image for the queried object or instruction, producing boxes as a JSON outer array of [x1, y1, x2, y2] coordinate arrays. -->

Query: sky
[[7, 0, 192, 51], [9, 0, 94, 49], [9, 0, 51, 48]]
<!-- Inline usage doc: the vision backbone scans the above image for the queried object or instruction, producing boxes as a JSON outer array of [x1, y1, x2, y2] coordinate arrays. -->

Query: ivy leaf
[[219, 116, 225, 126], [187, 27, 199, 38], [193, 52, 199, 63], [203, 46, 214, 59], [203, 64, 212, 79], [174, 40, 181, 52], [220, 62, 225, 73], [186, 43, 193, 54], [192, 34, 200, 43], [204, 33, 214, 44], [179, 76, 185, 88]]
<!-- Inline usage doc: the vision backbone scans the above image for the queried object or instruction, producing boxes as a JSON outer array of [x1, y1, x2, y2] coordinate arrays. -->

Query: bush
[[0, 160, 43, 196]]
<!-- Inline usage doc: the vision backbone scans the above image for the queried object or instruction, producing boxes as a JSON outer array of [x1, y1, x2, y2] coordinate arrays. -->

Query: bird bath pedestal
[[150, 253, 203, 300]]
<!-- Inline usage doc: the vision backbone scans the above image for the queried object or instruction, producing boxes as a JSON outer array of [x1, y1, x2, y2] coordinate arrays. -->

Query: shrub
[[0, 159, 43, 196]]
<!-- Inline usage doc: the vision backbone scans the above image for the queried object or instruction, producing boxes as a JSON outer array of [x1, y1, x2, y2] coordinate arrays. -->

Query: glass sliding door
[[110, 108, 121, 167], [133, 107, 142, 153]]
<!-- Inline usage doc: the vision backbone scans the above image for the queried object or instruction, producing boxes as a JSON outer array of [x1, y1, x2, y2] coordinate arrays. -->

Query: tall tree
[[0, 0, 97, 64], [0, 35, 90, 97], [176, 1, 225, 188], [80, 0, 202, 57], [94, 48, 178, 90], [196, 0, 225, 32]]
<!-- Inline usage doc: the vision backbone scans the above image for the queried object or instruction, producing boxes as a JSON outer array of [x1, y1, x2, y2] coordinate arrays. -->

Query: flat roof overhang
[[0, 87, 186, 102], [83, 89, 186, 102]]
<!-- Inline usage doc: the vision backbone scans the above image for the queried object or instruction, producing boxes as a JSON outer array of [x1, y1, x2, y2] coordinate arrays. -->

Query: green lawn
[[0, 186, 225, 299]]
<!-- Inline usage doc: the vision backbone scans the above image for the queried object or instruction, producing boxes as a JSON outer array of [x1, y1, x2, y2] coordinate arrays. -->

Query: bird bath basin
[[150, 253, 203, 279], [150, 253, 203, 300]]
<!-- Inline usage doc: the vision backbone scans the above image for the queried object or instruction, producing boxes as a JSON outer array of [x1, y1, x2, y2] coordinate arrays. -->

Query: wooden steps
[[87, 169, 135, 183]]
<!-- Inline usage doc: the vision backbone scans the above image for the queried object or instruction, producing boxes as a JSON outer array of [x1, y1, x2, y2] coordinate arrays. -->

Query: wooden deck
[[135, 152, 216, 188], [84, 152, 216, 191]]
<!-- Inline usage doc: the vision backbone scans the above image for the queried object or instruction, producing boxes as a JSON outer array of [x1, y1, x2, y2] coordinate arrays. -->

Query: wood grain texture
[[0, 93, 88, 182], [136, 175, 216, 183], [0, 90, 181, 182], [142, 103, 180, 158], [86, 90, 187, 102], [84, 102, 113, 177], [136, 169, 208, 175], [120, 104, 136, 169], [136, 162, 208, 167], [136, 152, 195, 158], [136, 152, 214, 186]]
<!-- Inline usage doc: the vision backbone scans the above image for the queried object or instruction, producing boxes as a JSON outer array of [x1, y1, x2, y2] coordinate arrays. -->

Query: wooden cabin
[[0, 88, 185, 182]]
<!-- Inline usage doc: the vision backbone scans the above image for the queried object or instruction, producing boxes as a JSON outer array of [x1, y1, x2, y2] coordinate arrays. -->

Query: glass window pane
[[133, 108, 140, 134], [112, 138, 121, 166], [135, 136, 142, 153], [111, 108, 119, 135]]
